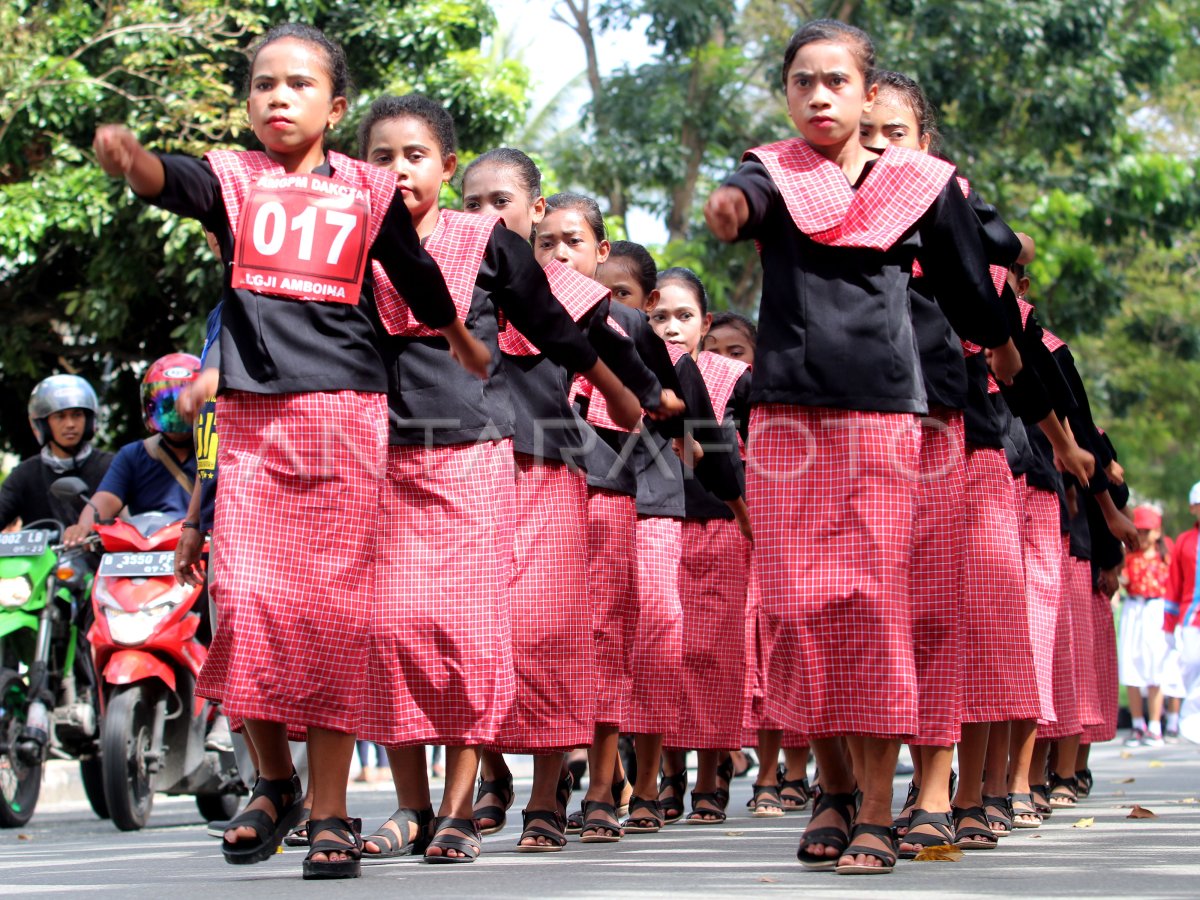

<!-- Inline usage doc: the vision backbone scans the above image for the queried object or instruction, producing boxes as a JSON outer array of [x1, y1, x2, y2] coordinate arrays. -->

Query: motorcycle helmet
[[28, 375, 99, 448], [142, 353, 200, 435]]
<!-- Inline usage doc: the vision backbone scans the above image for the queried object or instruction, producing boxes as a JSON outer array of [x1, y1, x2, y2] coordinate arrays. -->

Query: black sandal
[[363, 807, 434, 859], [473, 772, 514, 836], [714, 755, 734, 811], [283, 808, 312, 847], [749, 784, 785, 818], [612, 776, 632, 818], [778, 769, 812, 813], [983, 795, 1013, 837], [1031, 783, 1053, 817], [221, 772, 304, 865], [423, 816, 482, 864], [684, 791, 727, 825], [565, 807, 584, 835], [796, 790, 856, 870], [1009, 792, 1043, 829], [303, 816, 363, 880], [892, 780, 920, 833], [836, 823, 897, 875], [579, 799, 622, 843], [1075, 768, 1094, 798], [657, 770, 687, 823], [952, 805, 998, 850], [897, 809, 953, 859], [1048, 773, 1078, 808], [556, 770, 575, 824], [622, 795, 663, 833], [516, 809, 567, 853]]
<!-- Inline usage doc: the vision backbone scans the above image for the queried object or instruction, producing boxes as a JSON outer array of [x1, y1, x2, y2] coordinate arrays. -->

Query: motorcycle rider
[[0, 375, 113, 533], [66, 354, 200, 544]]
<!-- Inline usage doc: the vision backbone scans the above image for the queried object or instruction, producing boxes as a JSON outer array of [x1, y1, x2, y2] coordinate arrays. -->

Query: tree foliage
[[0, 0, 528, 461]]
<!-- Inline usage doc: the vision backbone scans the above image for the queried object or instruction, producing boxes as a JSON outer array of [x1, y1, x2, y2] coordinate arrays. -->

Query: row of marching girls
[[701, 19, 1140, 875], [89, 22, 708, 879]]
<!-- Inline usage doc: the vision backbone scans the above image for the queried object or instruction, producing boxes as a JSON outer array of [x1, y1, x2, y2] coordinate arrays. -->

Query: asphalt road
[[3, 740, 1199, 898]]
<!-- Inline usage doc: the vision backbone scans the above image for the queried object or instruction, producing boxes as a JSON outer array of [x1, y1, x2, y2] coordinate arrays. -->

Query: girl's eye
[[465, 200, 479, 210], [680, 312, 692, 320]]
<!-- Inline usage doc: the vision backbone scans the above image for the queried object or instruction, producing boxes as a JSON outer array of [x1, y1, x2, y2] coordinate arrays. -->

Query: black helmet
[[28, 375, 99, 448]]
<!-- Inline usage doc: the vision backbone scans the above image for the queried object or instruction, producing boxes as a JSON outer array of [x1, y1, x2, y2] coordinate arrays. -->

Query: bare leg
[[633, 734, 664, 802], [425, 745, 481, 859], [898, 745, 953, 855], [1007, 720, 1039, 825], [799, 737, 855, 862], [953, 723, 989, 810], [363, 745, 430, 854], [305, 727, 357, 864], [689, 750, 722, 821], [838, 737, 900, 870], [517, 753, 566, 848], [225, 719, 293, 843], [473, 749, 512, 832], [1145, 685, 1165, 732], [581, 724, 621, 838], [982, 722, 1012, 834]]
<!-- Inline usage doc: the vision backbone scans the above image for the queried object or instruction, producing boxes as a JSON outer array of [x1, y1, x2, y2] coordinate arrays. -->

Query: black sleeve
[[1018, 308, 1076, 418], [723, 160, 780, 240], [151, 154, 225, 232], [586, 300, 663, 411], [1053, 345, 1115, 485], [966, 188, 1022, 267], [370, 194, 456, 329], [730, 370, 753, 446], [0, 462, 31, 530], [674, 355, 742, 502], [995, 286, 1053, 424], [485, 226, 600, 373], [916, 181, 1012, 350], [617, 306, 684, 397]]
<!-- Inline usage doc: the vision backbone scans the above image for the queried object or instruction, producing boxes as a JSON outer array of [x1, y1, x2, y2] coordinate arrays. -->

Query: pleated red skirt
[[909, 412, 967, 747], [960, 446, 1041, 723], [624, 516, 683, 734], [1018, 479, 1064, 723], [586, 488, 638, 728], [1040, 538, 1082, 740], [740, 566, 808, 748], [491, 454, 592, 753], [361, 440, 516, 747], [666, 518, 750, 750], [198, 390, 386, 734], [748, 405, 921, 739], [1083, 588, 1119, 744], [1070, 558, 1103, 728]]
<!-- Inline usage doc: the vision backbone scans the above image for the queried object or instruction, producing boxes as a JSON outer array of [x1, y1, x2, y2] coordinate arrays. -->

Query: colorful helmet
[[28, 375, 99, 447], [142, 353, 200, 435]]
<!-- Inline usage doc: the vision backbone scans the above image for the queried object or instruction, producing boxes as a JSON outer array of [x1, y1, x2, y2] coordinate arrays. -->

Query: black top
[[151, 154, 455, 395], [1051, 344, 1113, 495], [1066, 483, 1092, 561], [683, 369, 752, 521], [382, 225, 600, 446], [910, 278, 968, 410], [963, 354, 1005, 448], [725, 160, 1010, 413], [996, 393, 1035, 478], [0, 451, 114, 530], [1024, 424, 1069, 532]]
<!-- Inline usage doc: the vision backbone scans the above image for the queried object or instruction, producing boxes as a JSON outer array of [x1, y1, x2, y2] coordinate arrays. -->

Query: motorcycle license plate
[[0, 529, 50, 557], [98, 551, 175, 578]]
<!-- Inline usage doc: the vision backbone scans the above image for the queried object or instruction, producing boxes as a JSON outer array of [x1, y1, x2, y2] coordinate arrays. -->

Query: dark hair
[[606, 241, 658, 296], [357, 93, 456, 160], [873, 70, 940, 153], [1010, 261, 1027, 280], [247, 24, 352, 100], [462, 148, 542, 201], [781, 19, 875, 89], [708, 311, 757, 346], [657, 266, 708, 317], [545, 192, 606, 243]]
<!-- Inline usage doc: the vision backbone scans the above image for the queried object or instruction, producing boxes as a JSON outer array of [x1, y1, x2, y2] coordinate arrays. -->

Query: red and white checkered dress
[[490, 452, 593, 753], [198, 390, 387, 734], [1017, 479, 1064, 723], [586, 488, 638, 728], [360, 440, 516, 746], [1040, 538, 1083, 739], [909, 412, 967, 747], [739, 567, 811, 748], [747, 404, 921, 739], [960, 445, 1042, 723], [624, 516, 684, 734], [1082, 589, 1119, 744], [666, 518, 751, 750], [1069, 558, 1104, 728]]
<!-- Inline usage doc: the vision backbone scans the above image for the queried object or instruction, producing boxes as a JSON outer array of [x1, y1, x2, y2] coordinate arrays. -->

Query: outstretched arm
[[93, 125, 165, 198]]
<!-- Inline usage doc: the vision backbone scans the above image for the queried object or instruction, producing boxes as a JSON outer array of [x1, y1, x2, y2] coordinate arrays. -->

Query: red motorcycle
[[89, 511, 243, 830]]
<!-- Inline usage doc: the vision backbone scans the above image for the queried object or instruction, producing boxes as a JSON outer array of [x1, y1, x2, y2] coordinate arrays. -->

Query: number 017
[[252, 202, 358, 265]]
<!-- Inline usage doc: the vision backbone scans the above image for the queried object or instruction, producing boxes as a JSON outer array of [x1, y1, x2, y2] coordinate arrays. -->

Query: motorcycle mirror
[[50, 477, 90, 501]]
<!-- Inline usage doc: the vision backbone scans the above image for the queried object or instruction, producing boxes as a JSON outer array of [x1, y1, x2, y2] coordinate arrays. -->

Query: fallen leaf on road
[[1031, 834, 1042, 838], [725, 831, 744, 837], [1127, 805, 1158, 819], [17, 833, 31, 841], [1072, 817, 1095, 828], [1120, 751, 1133, 759], [1115, 778, 1135, 784], [1175, 797, 1198, 805], [1149, 761, 1165, 769], [758, 876, 778, 884], [913, 844, 964, 862]]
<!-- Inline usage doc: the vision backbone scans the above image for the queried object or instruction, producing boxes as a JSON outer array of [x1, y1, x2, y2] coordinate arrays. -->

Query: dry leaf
[[1127, 805, 1158, 819], [913, 844, 964, 862], [1149, 761, 1165, 769], [1072, 817, 1095, 828], [1175, 797, 1198, 805], [1031, 834, 1043, 839], [1120, 751, 1133, 759], [758, 877, 778, 884], [1115, 778, 1136, 784], [725, 831, 744, 837], [17, 833, 31, 841]]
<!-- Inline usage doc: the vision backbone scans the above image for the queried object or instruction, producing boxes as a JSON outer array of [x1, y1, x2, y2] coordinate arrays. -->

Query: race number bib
[[232, 173, 371, 304]]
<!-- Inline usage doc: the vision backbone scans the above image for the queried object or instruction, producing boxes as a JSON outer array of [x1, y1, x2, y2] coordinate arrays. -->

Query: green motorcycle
[[0, 518, 106, 827]]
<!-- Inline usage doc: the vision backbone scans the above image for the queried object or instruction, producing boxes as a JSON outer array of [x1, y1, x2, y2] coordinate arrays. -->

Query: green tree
[[0, 0, 528, 458]]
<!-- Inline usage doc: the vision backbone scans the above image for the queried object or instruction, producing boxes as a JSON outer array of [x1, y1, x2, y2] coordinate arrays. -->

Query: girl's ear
[[1018, 275, 1031, 297], [702, 311, 713, 341], [645, 288, 660, 312], [442, 152, 458, 183], [327, 96, 348, 130], [596, 238, 611, 265], [919, 131, 932, 153], [863, 79, 878, 112], [531, 195, 547, 226]]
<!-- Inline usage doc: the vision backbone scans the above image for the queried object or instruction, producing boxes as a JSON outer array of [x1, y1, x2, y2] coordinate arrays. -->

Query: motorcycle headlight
[[0, 576, 33, 608], [103, 582, 189, 646]]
